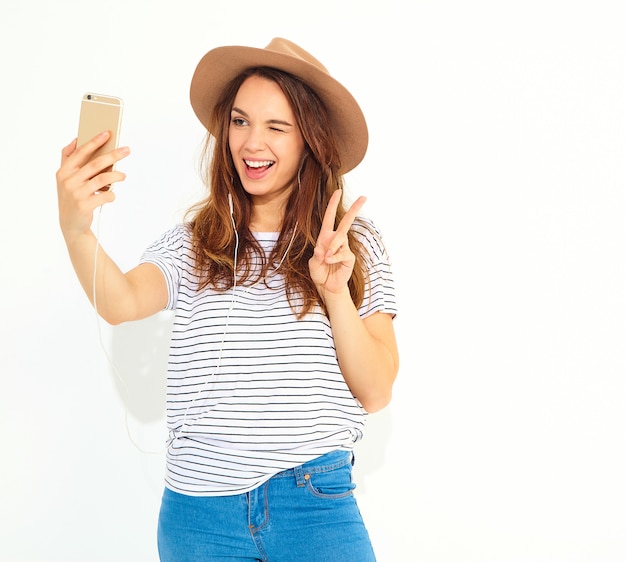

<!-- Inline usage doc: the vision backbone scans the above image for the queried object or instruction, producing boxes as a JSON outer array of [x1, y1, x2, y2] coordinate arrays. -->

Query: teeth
[[245, 160, 274, 168]]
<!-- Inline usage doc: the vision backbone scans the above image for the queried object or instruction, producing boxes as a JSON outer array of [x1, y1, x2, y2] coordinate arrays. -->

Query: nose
[[243, 125, 266, 152]]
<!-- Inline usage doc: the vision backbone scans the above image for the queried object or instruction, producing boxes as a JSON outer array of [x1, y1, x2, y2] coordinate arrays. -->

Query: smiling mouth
[[245, 159, 275, 171]]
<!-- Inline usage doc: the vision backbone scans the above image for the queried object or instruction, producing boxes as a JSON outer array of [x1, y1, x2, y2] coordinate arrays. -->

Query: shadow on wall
[[353, 407, 393, 493], [108, 311, 173, 423]]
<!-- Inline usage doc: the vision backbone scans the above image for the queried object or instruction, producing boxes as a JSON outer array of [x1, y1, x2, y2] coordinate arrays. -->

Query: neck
[[250, 208, 284, 232], [249, 191, 292, 232]]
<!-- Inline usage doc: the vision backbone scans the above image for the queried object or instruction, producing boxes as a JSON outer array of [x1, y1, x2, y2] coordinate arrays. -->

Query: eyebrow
[[231, 107, 294, 128]]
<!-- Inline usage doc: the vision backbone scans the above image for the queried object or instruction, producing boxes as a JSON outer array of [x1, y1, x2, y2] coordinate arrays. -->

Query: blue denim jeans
[[157, 450, 376, 561]]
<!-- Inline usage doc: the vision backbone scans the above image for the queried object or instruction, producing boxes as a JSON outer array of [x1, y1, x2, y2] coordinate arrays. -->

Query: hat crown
[[264, 38, 330, 76]]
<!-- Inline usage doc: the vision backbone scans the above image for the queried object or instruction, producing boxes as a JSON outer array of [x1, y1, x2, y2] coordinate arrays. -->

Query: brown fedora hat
[[189, 37, 368, 174]]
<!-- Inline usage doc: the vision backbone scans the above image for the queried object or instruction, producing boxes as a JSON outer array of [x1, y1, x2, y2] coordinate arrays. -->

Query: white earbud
[[228, 192, 234, 215]]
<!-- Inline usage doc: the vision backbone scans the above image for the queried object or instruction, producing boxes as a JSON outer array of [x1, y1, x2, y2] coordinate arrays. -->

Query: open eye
[[231, 117, 248, 127]]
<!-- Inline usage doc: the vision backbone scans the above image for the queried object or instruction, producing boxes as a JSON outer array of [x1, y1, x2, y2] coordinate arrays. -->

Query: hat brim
[[190, 42, 368, 174]]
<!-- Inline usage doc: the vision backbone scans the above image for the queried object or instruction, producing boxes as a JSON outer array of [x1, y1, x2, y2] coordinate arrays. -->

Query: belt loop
[[294, 463, 307, 487]]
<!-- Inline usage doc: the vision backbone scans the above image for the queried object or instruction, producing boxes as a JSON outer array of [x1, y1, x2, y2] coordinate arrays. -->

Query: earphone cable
[[170, 208, 240, 449], [92, 205, 164, 455]]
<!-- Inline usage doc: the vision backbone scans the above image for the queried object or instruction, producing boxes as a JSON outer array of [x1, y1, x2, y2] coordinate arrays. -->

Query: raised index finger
[[320, 188, 342, 233]]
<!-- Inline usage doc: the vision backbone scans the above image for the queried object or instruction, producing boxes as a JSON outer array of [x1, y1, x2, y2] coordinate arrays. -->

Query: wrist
[[317, 285, 352, 307], [62, 226, 95, 249]]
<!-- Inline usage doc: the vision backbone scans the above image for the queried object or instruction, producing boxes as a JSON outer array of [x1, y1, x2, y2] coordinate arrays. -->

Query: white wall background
[[1, 1, 625, 560]]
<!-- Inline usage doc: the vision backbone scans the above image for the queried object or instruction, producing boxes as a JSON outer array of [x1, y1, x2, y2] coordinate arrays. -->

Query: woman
[[57, 38, 399, 562]]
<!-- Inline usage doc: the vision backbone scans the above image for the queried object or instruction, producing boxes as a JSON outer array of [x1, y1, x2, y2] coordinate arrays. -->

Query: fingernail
[[119, 146, 130, 155]]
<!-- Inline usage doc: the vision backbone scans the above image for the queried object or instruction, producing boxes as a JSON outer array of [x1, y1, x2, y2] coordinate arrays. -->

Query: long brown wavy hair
[[186, 66, 367, 318]]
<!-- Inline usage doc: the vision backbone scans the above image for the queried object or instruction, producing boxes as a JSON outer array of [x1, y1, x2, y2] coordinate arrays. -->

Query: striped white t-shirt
[[141, 217, 397, 496]]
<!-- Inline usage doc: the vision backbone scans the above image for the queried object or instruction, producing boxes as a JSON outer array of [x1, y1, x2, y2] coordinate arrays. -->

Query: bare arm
[[325, 293, 398, 413], [309, 190, 399, 413], [56, 133, 167, 324]]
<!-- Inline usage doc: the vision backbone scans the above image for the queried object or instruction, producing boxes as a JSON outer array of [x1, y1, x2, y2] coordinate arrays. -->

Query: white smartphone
[[76, 93, 124, 187]]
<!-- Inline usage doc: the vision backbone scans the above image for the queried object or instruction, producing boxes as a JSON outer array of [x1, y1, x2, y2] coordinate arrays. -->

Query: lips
[[244, 159, 274, 179]]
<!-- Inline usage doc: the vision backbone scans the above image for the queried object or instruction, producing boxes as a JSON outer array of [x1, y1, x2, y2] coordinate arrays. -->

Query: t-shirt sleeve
[[139, 224, 188, 310], [352, 218, 398, 319]]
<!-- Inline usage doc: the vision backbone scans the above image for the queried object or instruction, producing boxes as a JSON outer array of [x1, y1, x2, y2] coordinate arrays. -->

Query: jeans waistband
[[271, 450, 353, 487]]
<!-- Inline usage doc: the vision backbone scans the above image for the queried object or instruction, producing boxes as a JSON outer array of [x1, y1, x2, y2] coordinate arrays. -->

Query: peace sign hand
[[309, 189, 367, 298]]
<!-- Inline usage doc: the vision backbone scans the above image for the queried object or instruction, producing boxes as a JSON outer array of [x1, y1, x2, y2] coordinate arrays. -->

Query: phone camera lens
[[87, 94, 92, 100]]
